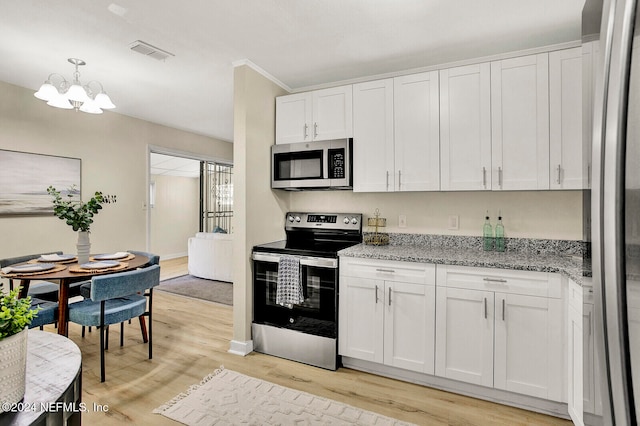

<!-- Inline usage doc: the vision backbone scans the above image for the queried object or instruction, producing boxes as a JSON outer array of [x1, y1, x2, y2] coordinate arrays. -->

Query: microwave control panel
[[328, 148, 345, 179]]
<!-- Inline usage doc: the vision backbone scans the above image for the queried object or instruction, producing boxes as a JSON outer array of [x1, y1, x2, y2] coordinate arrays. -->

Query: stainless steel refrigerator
[[591, 0, 640, 423]]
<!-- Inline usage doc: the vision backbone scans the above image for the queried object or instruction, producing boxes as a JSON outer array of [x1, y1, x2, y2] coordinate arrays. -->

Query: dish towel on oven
[[276, 255, 304, 308]]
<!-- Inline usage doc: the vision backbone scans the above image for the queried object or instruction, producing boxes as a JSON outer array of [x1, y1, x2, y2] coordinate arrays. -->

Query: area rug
[[153, 367, 414, 426], [157, 275, 233, 305]]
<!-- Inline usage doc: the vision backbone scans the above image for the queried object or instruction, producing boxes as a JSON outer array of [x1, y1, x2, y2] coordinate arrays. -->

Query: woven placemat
[[69, 262, 129, 274], [1, 264, 67, 278], [89, 253, 135, 262]]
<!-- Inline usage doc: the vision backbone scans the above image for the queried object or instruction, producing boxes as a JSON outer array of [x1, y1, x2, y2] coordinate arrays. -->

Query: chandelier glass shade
[[34, 58, 116, 114]]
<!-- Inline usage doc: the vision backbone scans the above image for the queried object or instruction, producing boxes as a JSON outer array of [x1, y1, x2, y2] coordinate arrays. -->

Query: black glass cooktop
[[252, 239, 359, 258]]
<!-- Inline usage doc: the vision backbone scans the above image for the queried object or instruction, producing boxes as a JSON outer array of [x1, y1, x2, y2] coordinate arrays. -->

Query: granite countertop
[[339, 243, 591, 286]]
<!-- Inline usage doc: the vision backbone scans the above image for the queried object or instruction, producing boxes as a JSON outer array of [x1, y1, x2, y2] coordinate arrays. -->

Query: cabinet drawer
[[436, 265, 561, 298], [340, 257, 435, 285]]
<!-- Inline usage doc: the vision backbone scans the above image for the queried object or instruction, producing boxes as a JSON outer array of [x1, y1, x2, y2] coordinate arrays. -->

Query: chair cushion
[[29, 298, 57, 328], [68, 295, 147, 327]]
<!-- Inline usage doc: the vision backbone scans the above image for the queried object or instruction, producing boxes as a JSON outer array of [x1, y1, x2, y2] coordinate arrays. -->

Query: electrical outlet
[[399, 215, 407, 228], [448, 215, 459, 230]]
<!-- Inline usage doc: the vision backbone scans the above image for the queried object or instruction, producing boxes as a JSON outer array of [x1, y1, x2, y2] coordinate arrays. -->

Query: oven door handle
[[252, 252, 338, 269]]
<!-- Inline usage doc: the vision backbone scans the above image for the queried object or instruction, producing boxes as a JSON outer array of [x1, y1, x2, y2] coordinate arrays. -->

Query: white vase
[[77, 231, 91, 264], [0, 327, 28, 412]]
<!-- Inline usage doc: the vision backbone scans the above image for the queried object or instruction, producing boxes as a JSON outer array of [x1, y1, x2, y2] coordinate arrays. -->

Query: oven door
[[252, 252, 338, 338]]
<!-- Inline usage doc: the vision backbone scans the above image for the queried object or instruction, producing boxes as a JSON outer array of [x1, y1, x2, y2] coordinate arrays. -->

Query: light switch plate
[[448, 215, 459, 230]]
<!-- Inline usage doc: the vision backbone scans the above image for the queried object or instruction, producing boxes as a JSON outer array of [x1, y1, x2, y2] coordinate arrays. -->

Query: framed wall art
[[0, 149, 81, 215]]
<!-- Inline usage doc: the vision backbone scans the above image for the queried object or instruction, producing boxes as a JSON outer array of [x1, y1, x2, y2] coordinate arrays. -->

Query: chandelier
[[34, 58, 116, 114]]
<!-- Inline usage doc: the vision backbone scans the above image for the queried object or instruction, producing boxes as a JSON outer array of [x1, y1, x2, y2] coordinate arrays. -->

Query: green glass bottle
[[495, 212, 505, 252], [483, 212, 493, 251]]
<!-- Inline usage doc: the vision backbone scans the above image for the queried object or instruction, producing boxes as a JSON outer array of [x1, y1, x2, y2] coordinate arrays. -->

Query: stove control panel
[[285, 212, 362, 231]]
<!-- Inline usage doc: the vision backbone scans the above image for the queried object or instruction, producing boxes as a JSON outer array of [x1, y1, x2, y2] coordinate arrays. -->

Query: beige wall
[[232, 65, 288, 346], [290, 189, 584, 240], [0, 80, 232, 259], [150, 174, 200, 259]]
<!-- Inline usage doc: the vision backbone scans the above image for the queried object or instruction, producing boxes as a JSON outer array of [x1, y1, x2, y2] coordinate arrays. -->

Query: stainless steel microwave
[[271, 138, 352, 190]]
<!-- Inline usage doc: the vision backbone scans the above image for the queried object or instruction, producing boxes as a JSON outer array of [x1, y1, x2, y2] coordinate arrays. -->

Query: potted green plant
[[0, 285, 39, 412], [47, 185, 116, 263]]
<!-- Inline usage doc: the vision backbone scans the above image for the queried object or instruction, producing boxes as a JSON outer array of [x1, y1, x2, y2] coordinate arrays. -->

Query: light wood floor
[[40, 256, 571, 425]]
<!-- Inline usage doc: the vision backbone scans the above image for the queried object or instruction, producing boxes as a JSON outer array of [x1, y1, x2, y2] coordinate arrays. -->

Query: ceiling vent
[[129, 40, 174, 61]]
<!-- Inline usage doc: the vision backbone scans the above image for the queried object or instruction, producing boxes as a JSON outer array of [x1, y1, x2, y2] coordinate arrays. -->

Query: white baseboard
[[160, 252, 187, 260], [228, 340, 254, 356]]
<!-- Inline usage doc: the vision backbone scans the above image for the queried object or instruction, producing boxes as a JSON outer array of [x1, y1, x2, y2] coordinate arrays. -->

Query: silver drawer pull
[[502, 299, 506, 321], [484, 297, 487, 319], [483, 277, 507, 283], [376, 268, 396, 273]]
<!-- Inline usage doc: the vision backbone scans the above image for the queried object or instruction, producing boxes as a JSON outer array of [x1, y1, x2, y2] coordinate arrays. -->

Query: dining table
[[0, 253, 149, 337]]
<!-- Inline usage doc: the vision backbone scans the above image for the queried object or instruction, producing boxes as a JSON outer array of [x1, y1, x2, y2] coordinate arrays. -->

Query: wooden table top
[[1, 254, 149, 281]]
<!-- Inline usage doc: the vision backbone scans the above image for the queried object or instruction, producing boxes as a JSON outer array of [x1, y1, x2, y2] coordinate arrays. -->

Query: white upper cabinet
[[275, 85, 352, 144], [491, 53, 550, 190], [394, 71, 440, 191], [550, 47, 584, 189], [440, 63, 492, 190], [352, 79, 395, 192], [275, 92, 312, 144]]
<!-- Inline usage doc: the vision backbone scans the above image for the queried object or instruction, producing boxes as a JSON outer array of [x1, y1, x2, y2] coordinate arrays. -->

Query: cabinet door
[[394, 71, 440, 191], [491, 53, 550, 190], [583, 302, 596, 415], [550, 47, 584, 189], [435, 287, 494, 387], [568, 294, 585, 425], [440, 63, 492, 190], [384, 281, 435, 374], [312, 85, 353, 141], [275, 92, 312, 144], [494, 293, 563, 401], [338, 276, 384, 363], [352, 79, 395, 192]]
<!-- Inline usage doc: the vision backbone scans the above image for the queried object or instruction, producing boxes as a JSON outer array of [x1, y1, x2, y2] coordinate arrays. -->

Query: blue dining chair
[[68, 264, 161, 382], [78, 250, 160, 343], [28, 297, 58, 330]]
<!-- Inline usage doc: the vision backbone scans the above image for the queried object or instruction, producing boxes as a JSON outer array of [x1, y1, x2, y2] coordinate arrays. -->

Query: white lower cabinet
[[339, 258, 436, 374], [435, 265, 564, 402]]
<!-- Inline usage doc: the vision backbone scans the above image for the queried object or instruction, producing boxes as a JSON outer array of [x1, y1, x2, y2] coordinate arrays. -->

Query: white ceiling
[[150, 153, 200, 178], [0, 1, 584, 143]]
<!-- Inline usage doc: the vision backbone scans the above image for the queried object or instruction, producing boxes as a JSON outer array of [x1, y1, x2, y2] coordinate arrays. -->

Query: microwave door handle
[[323, 147, 330, 180]]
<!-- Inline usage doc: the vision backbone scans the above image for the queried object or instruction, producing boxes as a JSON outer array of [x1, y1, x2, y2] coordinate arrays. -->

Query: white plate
[[38, 254, 76, 262], [80, 260, 120, 269], [11, 263, 56, 272], [93, 252, 129, 260]]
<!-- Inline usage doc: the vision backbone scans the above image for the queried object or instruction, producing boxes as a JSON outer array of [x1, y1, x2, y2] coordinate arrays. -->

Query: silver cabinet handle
[[483, 277, 508, 283], [557, 164, 562, 185], [498, 167, 503, 188], [484, 297, 487, 319], [304, 123, 308, 139], [314, 122, 318, 138], [588, 163, 591, 187], [502, 299, 506, 321], [375, 268, 396, 273], [386, 171, 389, 190], [482, 167, 487, 188], [388, 287, 392, 306], [588, 310, 592, 336], [398, 170, 402, 190], [375, 285, 379, 304]]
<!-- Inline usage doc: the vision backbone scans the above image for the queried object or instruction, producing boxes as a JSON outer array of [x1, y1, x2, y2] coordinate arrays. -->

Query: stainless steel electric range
[[251, 212, 362, 370]]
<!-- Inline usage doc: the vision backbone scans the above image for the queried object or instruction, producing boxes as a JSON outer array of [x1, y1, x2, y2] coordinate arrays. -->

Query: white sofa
[[187, 232, 233, 282]]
